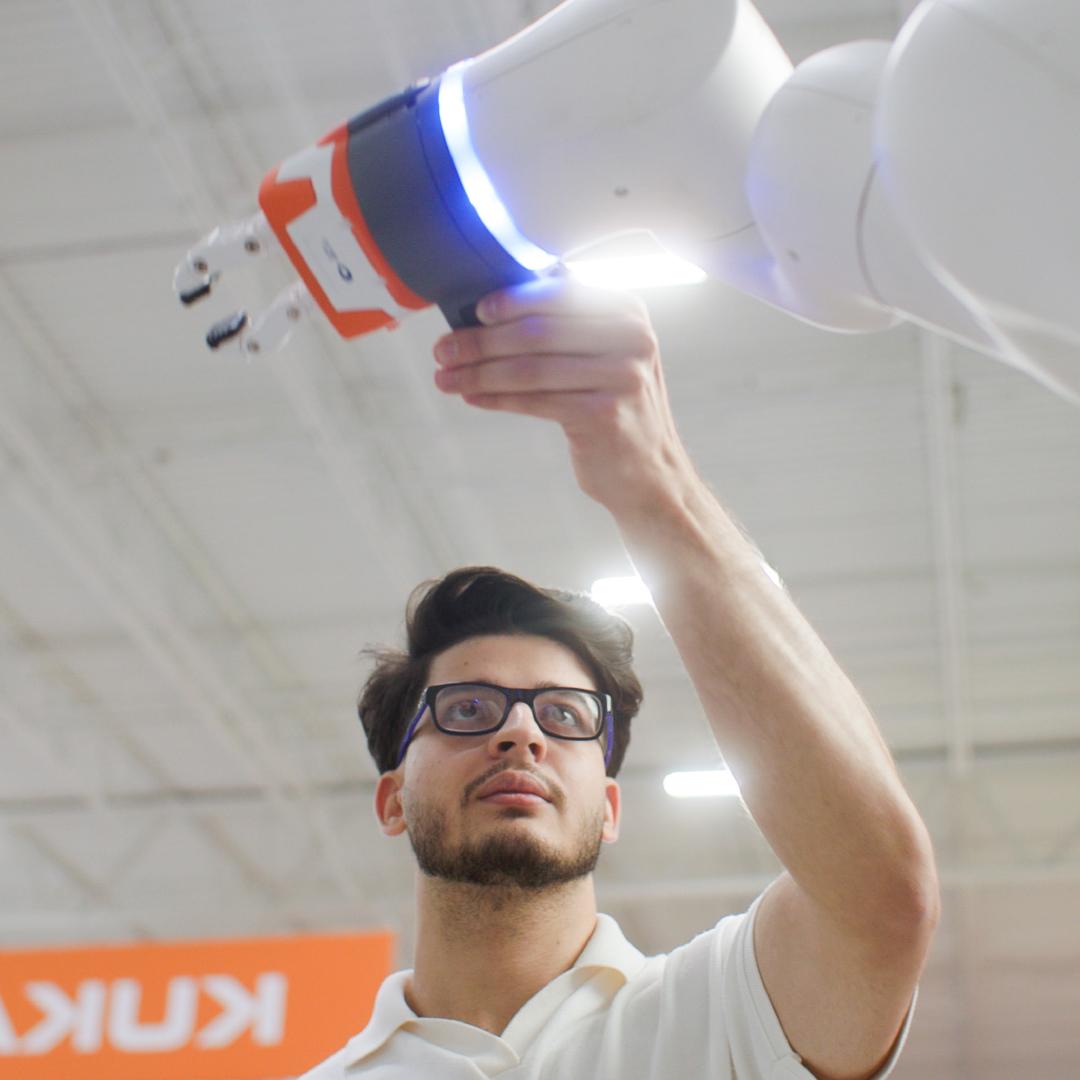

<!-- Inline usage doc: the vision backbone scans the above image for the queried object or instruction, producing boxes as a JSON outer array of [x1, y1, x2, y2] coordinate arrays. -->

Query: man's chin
[[413, 831, 600, 891], [407, 799, 604, 890]]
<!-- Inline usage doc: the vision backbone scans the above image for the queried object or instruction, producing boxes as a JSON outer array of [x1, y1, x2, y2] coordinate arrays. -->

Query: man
[[301, 278, 939, 1079]]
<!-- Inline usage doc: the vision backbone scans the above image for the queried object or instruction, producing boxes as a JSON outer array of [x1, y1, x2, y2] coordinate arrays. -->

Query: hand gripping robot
[[173, 0, 1080, 404]]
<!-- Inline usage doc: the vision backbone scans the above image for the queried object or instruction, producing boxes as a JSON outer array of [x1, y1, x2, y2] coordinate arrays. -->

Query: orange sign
[[0, 929, 394, 1080]]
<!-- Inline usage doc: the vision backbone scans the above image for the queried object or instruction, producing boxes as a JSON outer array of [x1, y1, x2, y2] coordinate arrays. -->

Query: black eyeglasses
[[395, 682, 614, 767]]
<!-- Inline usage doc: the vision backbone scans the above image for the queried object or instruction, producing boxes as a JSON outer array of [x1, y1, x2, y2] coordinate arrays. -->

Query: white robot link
[[173, 0, 1080, 404]]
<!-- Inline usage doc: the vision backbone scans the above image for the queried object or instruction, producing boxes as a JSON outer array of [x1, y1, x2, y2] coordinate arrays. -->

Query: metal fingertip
[[206, 311, 248, 350], [179, 281, 213, 306]]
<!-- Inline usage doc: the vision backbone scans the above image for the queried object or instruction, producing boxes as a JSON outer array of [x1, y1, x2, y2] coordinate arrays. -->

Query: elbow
[[914, 868, 942, 929], [901, 826, 942, 931], [909, 864, 941, 940], [886, 814, 942, 933], [879, 855, 941, 956], [860, 822, 941, 950]]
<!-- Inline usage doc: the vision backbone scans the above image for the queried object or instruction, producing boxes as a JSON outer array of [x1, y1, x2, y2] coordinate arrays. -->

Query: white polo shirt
[[299, 892, 916, 1079]]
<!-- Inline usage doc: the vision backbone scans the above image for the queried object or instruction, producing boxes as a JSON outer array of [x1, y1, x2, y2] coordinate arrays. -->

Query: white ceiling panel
[[1, 128, 191, 250], [0, 1, 130, 140]]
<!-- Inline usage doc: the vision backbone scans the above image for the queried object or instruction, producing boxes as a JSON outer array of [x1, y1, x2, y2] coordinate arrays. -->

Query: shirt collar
[[343, 913, 646, 1068], [573, 912, 646, 980]]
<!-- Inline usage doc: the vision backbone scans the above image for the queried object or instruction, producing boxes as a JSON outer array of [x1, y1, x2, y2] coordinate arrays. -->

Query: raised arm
[[432, 276, 939, 1080]]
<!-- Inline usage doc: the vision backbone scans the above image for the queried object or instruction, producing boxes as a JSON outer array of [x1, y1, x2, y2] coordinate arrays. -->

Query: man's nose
[[488, 700, 547, 760]]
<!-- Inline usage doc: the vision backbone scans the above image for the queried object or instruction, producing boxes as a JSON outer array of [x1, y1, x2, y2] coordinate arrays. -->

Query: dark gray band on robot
[[345, 78, 535, 329]]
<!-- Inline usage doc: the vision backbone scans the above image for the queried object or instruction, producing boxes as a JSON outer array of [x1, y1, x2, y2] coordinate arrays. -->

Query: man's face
[[375, 633, 621, 890]]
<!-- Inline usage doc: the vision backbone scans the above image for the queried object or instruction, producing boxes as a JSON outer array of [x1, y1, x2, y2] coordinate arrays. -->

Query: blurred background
[[1, 1, 1078, 1077]]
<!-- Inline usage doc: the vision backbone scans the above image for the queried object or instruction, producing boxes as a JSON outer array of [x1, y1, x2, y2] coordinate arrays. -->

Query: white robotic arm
[[173, 0, 1080, 403], [742, 0, 1080, 403]]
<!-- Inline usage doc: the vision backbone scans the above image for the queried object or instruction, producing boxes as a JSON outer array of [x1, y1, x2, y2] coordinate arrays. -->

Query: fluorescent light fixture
[[438, 63, 558, 273], [565, 254, 707, 289], [590, 575, 653, 608], [663, 769, 743, 799]]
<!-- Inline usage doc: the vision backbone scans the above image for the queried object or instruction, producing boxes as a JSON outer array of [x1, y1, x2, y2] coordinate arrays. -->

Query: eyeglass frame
[[395, 681, 615, 768]]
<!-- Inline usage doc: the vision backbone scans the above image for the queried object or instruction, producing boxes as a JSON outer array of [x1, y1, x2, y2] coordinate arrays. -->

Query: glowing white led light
[[566, 254, 707, 289], [663, 769, 743, 799], [438, 62, 558, 273], [590, 575, 653, 608]]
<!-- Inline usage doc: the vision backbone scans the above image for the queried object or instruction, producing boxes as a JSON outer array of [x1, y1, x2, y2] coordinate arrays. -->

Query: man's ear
[[602, 777, 621, 844], [375, 770, 408, 837]]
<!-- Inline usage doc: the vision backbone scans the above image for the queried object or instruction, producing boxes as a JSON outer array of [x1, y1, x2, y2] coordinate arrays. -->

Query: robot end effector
[[174, 0, 1080, 404], [171, 68, 536, 356]]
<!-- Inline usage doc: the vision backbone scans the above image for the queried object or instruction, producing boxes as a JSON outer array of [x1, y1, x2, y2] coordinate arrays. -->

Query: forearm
[[611, 463, 938, 937], [430, 276, 937, 932]]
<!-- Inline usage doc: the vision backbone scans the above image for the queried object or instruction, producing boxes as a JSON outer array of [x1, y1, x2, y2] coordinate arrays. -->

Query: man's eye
[[538, 702, 588, 731], [443, 697, 500, 727]]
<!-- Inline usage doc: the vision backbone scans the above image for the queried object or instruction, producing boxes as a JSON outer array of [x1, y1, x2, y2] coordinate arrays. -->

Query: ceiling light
[[663, 768, 743, 799], [590, 575, 653, 607]]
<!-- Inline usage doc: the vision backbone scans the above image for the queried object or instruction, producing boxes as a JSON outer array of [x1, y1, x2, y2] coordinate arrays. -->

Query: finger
[[435, 313, 655, 369], [435, 351, 644, 397], [475, 274, 646, 327]]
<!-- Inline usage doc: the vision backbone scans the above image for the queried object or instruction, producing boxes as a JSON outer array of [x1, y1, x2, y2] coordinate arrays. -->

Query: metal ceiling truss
[[920, 330, 974, 777], [0, 0, 502, 936], [0, 0, 1058, 948], [0, 288, 358, 915]]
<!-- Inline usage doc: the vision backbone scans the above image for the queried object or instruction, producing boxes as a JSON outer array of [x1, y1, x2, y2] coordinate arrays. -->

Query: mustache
[[461, 763, 564, 809]]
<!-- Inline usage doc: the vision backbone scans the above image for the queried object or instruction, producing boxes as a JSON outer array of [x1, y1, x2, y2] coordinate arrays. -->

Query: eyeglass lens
[[433, 684, 601, 738]]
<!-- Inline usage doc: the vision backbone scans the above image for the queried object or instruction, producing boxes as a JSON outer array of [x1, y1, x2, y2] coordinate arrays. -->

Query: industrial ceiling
[[1, 1, 1078, 1077]]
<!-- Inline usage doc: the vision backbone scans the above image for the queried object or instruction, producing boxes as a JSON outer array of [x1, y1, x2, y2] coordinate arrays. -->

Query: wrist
[[577, 426, 699, 515]]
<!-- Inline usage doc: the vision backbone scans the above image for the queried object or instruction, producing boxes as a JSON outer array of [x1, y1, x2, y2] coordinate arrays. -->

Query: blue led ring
[[438, 61, 558, 273]]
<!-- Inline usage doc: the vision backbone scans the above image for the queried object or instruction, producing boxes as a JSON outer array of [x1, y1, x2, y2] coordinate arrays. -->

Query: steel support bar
[[920, 330, 973, 777]]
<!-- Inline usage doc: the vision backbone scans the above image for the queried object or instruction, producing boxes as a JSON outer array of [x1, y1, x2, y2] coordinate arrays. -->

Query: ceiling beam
[[920, 330, 973, 777], [601, 856, 1080, 905], [50, 0, 482, 906], [9, 822, 155, 940], [0, 584, 336, 918], [0, 699, 107, 814], [0, 338, 359, 908]]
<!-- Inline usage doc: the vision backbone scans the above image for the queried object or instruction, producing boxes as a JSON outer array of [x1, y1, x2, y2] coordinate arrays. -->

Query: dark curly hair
[[358, 566, 642, 777]]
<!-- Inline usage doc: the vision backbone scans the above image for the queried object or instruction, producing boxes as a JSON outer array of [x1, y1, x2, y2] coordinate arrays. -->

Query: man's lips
[[474, 771, 553, 803]]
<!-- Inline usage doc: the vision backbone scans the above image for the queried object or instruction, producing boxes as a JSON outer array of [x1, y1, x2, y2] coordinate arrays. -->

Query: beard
[[406, 797, 605, 891]]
